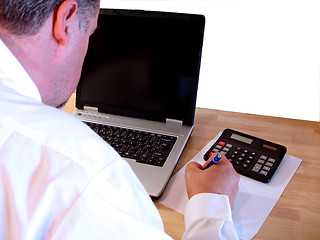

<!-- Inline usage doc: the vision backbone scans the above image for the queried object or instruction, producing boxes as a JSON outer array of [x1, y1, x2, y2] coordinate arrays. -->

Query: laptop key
[[84, 122, 177, 167]]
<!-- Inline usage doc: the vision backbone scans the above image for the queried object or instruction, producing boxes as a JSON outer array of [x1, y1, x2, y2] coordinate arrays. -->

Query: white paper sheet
[[157, 133, 302, 240]]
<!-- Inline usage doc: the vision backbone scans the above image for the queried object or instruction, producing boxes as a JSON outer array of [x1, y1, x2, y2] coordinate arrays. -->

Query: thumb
[[185, 161, 204, 174]]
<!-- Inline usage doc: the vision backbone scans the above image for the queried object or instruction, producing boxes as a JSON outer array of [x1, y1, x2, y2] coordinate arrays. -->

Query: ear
[[53, 0, 78, 46]]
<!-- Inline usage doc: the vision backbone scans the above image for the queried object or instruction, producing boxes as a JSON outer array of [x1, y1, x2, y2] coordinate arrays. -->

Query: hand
[[185, 153, 240, 207]]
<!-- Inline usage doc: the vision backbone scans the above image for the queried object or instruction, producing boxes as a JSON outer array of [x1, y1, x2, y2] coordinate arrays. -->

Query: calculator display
[[230, 133, 253, 144]]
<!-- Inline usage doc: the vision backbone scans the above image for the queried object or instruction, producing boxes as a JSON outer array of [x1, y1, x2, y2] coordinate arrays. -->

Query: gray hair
[[0, 0, 99, 35]]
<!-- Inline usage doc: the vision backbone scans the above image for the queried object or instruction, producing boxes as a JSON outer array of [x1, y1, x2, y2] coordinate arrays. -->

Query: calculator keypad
[[205, 141, 277, 179]]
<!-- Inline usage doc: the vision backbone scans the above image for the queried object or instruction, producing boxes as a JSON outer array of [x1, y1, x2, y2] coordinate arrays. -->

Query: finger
[[203, 152, 224, 169], [202, 154, 214, 169]]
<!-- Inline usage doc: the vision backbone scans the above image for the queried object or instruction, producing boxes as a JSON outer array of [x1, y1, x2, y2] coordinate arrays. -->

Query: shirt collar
[[0, 38, 42, 102]]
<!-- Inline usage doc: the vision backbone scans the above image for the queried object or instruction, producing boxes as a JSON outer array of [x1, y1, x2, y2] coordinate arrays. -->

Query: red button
[[218, 141, 226, 147], [209, 152, 214, 156]]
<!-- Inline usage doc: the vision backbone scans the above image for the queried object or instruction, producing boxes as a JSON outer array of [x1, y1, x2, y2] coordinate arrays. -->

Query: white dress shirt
[[0, 39, 238, 240]]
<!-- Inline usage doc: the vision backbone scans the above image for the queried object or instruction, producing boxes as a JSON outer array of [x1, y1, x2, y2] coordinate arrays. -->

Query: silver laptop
[[73, 8, 205, 197]]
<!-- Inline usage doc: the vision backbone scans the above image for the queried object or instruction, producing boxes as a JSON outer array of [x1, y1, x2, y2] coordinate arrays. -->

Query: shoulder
[[1, 90, 122, 173]]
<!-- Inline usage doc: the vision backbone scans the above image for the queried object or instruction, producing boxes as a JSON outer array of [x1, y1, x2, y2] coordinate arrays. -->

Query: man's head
[[0, 0, 99, 35], [0, 0, 100, 107]]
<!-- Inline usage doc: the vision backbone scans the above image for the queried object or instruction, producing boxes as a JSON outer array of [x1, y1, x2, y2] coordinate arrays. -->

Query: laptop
[[73, 8, 205, 197]]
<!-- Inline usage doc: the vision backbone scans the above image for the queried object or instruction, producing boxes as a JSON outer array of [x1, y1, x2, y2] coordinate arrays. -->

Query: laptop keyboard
[[84, 122, 177, 167]]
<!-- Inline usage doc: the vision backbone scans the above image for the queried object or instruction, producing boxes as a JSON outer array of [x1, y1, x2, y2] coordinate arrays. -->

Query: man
[[0, 0, 240, 239]]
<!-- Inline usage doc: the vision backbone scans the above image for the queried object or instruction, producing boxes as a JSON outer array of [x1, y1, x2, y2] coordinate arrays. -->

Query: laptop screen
[[76, 9, 205, 126]]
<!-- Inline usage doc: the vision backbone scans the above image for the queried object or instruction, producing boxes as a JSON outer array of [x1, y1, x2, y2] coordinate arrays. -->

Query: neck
[[0, 20, 57, 105]]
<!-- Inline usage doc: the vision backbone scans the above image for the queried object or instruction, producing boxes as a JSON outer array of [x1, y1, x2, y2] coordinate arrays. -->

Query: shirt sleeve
[[182, 193, 239, 240]]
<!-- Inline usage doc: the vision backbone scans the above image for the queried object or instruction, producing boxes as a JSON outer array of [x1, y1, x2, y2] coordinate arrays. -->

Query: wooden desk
[[64, 93, 320, 239]]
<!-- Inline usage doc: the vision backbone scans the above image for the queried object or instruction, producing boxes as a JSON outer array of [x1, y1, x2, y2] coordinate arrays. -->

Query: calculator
[[203, 129, 287, 183]]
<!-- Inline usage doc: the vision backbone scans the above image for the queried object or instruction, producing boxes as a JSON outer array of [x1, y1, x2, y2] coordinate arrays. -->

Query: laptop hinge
[[166, 118, 183, 126], [83, 106, 99, 113]]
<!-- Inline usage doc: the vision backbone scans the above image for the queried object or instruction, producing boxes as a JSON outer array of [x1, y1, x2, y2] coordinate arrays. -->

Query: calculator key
[[257, 159, 265, 164], [234, 161, 241, 166], [212, 148, 220, 152], [243, 149, 249, 154], [252, 163, 262, 172], [260, 155, 268, 160], [268, 158, 276, 163], [233, 151, 240, 155], [222, 147, 230, 152], [221, 151, 228, 155], [216, 145, 223, 150], [260, 170, 268, 176], [251, 152, 257, 157], [245, 159, 251, 164], [230, 154, 236, 159], [226, 143, 233, 148], [265, 162, 273, 167], [237, 157, 244, 161], [242, 163, 249, 168], [248, 156, 255, 161], [240, 153, 246, 157], [236, 147, 242, 151], [263, 166, 271, 171], [218, 141, 226, 147]]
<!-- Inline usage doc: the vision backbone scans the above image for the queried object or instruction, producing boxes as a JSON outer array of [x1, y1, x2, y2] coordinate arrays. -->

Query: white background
[[101, 0, 320, 122]]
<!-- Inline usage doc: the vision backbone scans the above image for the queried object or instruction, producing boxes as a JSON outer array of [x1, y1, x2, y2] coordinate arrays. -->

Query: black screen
[[76, 9, 205, 125]]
